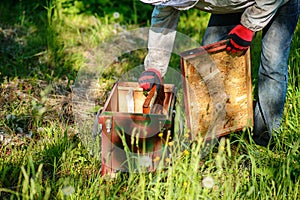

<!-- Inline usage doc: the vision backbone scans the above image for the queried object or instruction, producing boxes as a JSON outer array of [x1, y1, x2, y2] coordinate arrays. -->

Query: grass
[[0, 0, 300, 199]]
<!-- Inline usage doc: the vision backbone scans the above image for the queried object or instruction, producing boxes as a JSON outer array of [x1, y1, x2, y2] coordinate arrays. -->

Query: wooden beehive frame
[[180, 40, 253, 139], [102, 81, 175, 116]]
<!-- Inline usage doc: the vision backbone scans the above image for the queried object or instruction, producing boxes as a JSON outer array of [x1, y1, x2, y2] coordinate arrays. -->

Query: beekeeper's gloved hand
[[138, 68, 162, 91], [226, 24, 254, 56]]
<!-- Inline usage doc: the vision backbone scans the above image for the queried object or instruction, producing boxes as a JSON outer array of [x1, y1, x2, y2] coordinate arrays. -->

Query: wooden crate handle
[[143, 85, 157, 114]]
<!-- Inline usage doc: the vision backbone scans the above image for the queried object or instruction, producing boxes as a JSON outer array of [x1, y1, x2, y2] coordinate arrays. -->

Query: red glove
[[138, 68, 162, 91], [226, 24, 254, 54]]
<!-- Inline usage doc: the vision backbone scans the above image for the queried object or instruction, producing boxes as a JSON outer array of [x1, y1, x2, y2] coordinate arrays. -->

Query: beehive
[[99, 81, 176, 175], [180, 40, 253, 139]]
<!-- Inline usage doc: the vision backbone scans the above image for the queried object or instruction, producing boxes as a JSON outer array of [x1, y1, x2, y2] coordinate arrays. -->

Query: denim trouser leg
[[202, 0, 299, 146], [201, 13, 242, 45], [253, 0, 299, 146]]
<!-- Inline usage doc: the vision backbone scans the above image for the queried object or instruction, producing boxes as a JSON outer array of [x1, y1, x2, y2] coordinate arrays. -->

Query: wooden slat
[[143, 85, 157, 114]]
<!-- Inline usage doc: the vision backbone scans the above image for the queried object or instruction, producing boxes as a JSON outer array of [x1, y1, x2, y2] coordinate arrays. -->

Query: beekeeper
[[138, 0, 299, 146]]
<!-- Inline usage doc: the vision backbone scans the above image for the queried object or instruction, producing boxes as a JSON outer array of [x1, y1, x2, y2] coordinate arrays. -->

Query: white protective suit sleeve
[[144, 6, 180, 77], [146, 0, 288, 31], [241, 0, 287, 31]]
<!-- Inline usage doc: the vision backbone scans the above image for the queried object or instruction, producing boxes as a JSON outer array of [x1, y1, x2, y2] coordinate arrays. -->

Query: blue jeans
[[202, 0, 299, 146]]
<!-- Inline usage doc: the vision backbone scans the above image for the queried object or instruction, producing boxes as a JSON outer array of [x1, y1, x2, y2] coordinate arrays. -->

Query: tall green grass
[[0, 0, 299, 199]]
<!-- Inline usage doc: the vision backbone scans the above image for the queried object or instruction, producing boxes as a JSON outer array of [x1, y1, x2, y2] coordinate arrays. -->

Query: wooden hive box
[[180, 40, 253, 140], [99, 81, 176, 175]]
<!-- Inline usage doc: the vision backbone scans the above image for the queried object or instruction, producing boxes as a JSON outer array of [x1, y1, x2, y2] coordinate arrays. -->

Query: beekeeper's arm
[[139, 5, 180, 91]]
